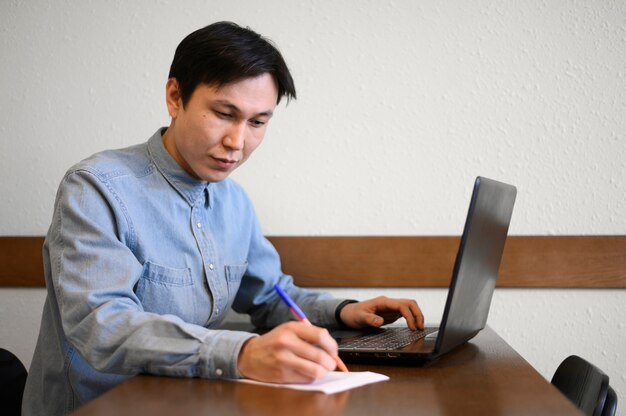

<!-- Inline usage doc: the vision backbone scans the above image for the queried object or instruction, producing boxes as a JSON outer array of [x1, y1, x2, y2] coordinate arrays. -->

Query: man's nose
[[223, 122, 245, 150]]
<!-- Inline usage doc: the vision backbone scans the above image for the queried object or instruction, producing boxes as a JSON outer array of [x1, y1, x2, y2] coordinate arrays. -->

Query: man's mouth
[[212, 156, 238, 169]]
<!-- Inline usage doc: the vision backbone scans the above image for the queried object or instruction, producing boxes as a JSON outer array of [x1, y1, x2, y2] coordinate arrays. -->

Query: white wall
[[1, 0, 625, 411]]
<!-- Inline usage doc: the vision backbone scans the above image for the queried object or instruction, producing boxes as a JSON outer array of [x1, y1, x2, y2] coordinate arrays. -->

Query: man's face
[[162, 73, 278, 182]]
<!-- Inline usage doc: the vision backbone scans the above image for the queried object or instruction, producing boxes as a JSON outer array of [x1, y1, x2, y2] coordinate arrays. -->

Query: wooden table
[[71, 327, 581, 415]]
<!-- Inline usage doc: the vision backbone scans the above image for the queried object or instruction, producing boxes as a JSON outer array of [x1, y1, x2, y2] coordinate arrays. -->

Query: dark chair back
[[0, 348, 28, 416], [602, 386, 617, 416], [551, 355, 617, 416]]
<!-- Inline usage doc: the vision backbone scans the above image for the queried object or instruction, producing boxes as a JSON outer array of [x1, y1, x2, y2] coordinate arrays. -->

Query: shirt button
[[197, 223, 202, 228], [215, 368, 223, 376], [209, 263, 215, 270]]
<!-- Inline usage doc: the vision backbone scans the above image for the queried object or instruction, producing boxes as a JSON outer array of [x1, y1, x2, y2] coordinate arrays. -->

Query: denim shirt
[[23, 128, 345, 416]]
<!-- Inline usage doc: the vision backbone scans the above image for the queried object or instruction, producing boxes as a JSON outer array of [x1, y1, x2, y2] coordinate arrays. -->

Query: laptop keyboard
[[340, 327, 438, 350]]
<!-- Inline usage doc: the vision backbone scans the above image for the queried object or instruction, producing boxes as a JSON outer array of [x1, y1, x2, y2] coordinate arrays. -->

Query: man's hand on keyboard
[[339, 296, 424, 331]]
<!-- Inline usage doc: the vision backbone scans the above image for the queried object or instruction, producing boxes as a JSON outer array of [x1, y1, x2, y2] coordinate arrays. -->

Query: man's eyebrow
[[213, 100, 274, 118]]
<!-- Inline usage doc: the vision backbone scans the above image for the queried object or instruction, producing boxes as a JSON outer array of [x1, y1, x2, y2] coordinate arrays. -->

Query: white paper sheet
[[234, 371, 389, 394]]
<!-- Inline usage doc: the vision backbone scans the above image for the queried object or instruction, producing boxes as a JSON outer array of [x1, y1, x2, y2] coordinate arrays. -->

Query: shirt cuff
[[199, 330, 258, 379], [305, 298, 358, 328], [335, 299, 359, 327]]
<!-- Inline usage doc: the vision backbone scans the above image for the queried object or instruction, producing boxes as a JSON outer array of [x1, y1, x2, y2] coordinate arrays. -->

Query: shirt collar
[[147, 128, 210, 207]]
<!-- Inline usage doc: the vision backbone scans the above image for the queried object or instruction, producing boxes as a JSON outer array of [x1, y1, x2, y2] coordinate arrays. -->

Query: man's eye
[[249, 119, 265, 127], [215, 111, 232, 119]]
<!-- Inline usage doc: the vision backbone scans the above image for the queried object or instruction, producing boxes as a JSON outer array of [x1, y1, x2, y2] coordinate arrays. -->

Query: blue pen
[[274, 284, 308, 321], [273, 284, 349, 372]]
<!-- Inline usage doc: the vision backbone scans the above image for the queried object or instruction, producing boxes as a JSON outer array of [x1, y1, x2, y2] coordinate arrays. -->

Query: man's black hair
[[168, 21, 296, 106]]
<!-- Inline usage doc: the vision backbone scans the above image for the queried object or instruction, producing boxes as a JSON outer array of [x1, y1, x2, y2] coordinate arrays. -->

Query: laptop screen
[[435, 177, 517, 355]]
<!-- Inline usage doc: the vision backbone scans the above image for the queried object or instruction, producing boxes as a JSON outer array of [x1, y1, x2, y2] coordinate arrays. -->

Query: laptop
[[332, 176, 517, 365]]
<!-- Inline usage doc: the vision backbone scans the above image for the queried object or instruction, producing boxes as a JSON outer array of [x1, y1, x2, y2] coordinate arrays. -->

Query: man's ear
[[165, 78, 182, 119]]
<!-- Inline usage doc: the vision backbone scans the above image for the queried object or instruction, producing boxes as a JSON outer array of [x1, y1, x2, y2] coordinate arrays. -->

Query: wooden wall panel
[[1, 236, 625, 288], [269, 236, 626, 288], [0, 236, 45, 287]]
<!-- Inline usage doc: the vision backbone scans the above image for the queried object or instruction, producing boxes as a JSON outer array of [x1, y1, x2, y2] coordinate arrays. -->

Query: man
[[23, 22, 423, 415]]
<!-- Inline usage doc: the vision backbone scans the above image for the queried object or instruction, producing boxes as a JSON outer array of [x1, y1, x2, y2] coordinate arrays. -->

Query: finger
[[278, 350, 331, 383], [409, 301, 425, 330], [386, 303, 413, 330], [278, 349, 334, 382], [360, 298, 402, 327], [396, 301, 424, 330], [288, 335, 338, 372], [401, 303, 417, 331], [290, 322, 339, 359], [282, 322, 338, 374], [396, 300, 424, 330], [362, 312, 385, 327], [299, 344, 338, 373], [373, 299, 422, 330]]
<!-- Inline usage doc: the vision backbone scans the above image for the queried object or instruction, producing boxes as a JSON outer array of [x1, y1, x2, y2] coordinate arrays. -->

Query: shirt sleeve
[[50, 169, 254, 380], [231, 196, 347, 329]]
